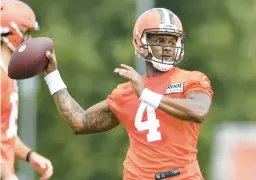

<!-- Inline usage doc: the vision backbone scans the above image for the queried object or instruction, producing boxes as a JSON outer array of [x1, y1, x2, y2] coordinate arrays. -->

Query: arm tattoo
[[82, 100, 119, 134], [53, 89, 119, 134]]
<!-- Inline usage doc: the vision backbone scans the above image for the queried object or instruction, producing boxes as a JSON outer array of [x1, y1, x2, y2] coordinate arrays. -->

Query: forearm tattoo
[[53, 89, 119, 134]]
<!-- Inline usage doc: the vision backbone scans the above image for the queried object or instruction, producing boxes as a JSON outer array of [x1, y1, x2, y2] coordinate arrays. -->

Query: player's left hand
[[29, 152, 53, 180], [114, 64, 144, 97]]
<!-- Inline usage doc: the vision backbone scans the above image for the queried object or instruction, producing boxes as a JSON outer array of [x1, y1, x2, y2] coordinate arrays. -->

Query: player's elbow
[[192, 109, 209, 123], [71, 126, 88, 135], [193, 115, 205, 123], [72, 128, 83, 135], [72, 128, 89, 135], [71, 126, 97, 135]]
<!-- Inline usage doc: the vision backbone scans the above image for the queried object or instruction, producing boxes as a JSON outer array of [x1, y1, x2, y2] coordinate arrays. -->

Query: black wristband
[[26, 150, 33, 162]]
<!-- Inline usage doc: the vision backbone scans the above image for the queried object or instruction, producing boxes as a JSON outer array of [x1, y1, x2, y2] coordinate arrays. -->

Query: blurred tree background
[[19, 0, 256, 179]]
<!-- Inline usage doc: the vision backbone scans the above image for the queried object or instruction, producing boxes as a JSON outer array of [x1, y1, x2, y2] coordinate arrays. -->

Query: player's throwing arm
[[43, 51, 119, 134]]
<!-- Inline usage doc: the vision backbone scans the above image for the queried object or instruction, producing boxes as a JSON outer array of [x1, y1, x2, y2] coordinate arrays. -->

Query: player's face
[[147, 34, 177, 62]]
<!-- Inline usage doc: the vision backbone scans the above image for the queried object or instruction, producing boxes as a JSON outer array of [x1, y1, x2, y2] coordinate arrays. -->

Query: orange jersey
[[1, 65, 18, 172], [107, 67, 213, 180]]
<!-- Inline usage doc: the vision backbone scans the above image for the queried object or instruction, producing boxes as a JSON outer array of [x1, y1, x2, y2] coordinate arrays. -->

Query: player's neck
[[0, 45, 12, 71], [145, 61, 165, 78]]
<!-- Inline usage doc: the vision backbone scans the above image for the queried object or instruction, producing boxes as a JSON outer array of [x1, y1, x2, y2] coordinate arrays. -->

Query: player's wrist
[[139, 88, 163, 108], [44, 68, 57, 77], [44, 70, 67, 95], [25, 150, 33, 163]]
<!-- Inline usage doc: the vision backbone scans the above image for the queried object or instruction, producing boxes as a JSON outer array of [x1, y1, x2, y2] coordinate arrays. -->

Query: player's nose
[[163, 44, 172, 52]]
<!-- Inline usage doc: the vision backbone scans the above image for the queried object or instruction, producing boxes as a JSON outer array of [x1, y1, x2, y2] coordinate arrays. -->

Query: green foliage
[[21, 0, 256, 179]]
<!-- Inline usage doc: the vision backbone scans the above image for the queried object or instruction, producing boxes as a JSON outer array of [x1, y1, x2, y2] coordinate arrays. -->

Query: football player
[[44, 8, 212, 180], [1, 0, 53, 179]]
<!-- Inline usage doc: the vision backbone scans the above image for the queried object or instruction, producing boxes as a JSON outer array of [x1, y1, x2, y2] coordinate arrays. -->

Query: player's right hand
[[29, 152, 53, 180], [44, 51, 57, 76]]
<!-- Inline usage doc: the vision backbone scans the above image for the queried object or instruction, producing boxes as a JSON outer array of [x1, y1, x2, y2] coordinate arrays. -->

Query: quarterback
[[44, 8, 213, 180], [1, 0, 53, 179]]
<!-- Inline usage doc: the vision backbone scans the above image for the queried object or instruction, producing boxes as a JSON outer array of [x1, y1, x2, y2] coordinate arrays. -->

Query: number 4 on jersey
[[135, 102, 162, 142]]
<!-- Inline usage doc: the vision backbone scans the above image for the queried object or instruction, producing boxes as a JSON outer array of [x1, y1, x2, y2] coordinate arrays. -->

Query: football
[[8, 37, 54, 79]]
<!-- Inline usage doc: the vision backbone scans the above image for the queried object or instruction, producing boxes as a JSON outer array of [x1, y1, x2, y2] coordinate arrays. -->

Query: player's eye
[[155, 40, 163, 44]]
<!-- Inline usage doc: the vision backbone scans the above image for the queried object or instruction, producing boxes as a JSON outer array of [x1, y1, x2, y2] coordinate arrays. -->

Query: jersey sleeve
[[184, 71, 213, 101], [107, 83, 131, 121], [107, 85, 122, 116]]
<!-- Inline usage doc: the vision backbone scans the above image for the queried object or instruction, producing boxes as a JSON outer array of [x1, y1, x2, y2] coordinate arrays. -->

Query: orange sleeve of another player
[[184, 72, 213, 101]]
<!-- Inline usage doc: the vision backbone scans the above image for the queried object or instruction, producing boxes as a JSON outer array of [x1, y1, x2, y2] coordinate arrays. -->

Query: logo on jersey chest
[[165, 82, 184, 94]]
